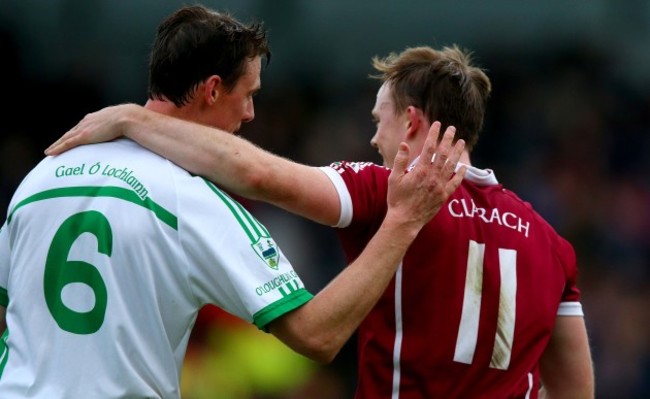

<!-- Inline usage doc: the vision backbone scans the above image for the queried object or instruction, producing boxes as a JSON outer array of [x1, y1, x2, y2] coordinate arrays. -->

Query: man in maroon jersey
[[47, 44, 594, 398]]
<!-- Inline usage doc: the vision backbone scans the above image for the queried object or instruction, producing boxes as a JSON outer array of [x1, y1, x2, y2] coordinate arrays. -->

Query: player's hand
[[45, 103, 139, 155], [386, 121, 466, 232]]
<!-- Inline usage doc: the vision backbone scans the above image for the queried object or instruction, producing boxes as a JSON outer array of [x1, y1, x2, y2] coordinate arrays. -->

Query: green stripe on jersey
[[253, 289, 313, 330], [0, 287, 7, 307], [202, 179, 282, 268], [7, 186, 177, 230], [0, 329, 8, 378], [202, 179, 269, 242]]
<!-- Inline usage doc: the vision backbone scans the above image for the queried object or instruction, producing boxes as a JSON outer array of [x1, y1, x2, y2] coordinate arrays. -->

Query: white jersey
[[0, 138, 312, 398]]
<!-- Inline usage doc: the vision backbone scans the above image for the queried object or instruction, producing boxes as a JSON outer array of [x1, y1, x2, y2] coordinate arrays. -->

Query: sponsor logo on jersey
[[255, 271, 302, 296], [54, 162, 150, 200], [331, 161, 376, 175], [252, 237, 280, 269]]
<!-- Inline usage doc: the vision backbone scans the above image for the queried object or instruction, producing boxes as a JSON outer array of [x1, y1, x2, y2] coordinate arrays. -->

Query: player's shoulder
[[329, 160, 386, 170], [327, 160, 388, 178], [327, 160, 390, 196], [24, 138, 181, 196], [497, 186, 574, 250]]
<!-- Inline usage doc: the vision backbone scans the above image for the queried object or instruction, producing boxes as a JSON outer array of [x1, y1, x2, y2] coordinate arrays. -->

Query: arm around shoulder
[[121, 105, 342, 225], [249, 162, 341, 226], [46, 103, 343, 225]]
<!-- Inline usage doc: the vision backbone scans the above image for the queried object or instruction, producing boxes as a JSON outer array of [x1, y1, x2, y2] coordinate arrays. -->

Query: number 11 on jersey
[[453, 240, 517, 370]]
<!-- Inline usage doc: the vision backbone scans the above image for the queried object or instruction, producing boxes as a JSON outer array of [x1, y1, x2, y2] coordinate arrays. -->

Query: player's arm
[[267, 124, 466, 363], [46, 104, 341, 225], [538, 315, 595, 399]]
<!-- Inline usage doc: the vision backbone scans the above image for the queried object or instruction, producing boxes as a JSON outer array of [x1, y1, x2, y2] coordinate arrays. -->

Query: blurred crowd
[[1, 21, 649, 399]]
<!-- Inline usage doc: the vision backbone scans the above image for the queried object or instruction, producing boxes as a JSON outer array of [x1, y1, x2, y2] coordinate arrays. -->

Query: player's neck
[[145, 99, 194, 121]]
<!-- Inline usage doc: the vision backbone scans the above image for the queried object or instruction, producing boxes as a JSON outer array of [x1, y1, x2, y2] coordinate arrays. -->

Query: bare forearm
[[270, 212, 420, 362], [539, 316, 595, 398], [47, 104, 342, 225], [119, 105, 266, 198], [119, 106, 340, 223]]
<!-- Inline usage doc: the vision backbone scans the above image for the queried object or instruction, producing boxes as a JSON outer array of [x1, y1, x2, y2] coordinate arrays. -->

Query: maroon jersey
[[321, 162, 583, 399]]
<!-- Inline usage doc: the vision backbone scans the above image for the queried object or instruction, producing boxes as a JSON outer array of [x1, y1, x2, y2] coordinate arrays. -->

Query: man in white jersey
[[0, 6, 467, 398], [47, 45, 595, 398]]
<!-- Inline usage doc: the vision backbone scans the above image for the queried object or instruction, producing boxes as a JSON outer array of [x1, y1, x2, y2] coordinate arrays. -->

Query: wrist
[[381, 211, 423, 245], [120, 104, 146, 139]]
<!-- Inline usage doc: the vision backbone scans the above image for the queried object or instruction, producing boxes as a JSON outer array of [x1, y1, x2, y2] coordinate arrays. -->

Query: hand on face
[[386, 121, 466, 230], [45, 104, 137, 156]]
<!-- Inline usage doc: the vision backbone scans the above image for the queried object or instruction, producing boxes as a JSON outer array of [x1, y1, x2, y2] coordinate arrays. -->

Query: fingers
[[419, 121, 442, 165], [46, 109, 102, 155], [443, 137, 465, 178], [45, 129, 81, 156], [414, 122, 467, 203], [418, 122, 458, 171], [429, 125, 456, 169], [446, 164, 466, 196], [422, 122, 465, 178], [440, 135, 467, 197], [385, 121, 468, 229], [392, 142, 410, 176]]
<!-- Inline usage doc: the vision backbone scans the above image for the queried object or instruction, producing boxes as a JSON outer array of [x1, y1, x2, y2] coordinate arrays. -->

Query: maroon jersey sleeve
[[537, 209, 581, 305], [325, 161, 391, 260]]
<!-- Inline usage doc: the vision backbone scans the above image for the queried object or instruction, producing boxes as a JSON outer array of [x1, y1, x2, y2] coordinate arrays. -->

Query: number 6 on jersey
[[44, 211, 112, 335]]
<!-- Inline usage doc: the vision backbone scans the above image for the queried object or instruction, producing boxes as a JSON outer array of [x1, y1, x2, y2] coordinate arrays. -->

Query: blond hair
[[371, 45, 491, 151]]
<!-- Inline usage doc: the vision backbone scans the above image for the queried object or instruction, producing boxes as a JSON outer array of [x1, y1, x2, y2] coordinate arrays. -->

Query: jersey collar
[[409, 155, 498, 186]]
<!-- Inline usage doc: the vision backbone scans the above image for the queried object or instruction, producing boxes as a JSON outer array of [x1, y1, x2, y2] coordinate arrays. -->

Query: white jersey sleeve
[[176, 176, 312, 328], [319, 166, 353, 228]]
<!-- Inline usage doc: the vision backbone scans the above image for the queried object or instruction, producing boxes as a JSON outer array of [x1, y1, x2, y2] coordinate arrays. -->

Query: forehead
[[372, 82, 395, 115]]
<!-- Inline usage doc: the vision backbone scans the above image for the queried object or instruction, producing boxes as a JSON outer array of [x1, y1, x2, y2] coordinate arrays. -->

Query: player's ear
[[405, 106, 426, 139], [204, 75, 222, 104]]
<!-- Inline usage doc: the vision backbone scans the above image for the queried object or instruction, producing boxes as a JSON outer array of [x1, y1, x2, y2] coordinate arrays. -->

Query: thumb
[[392, 142, 410, 175]]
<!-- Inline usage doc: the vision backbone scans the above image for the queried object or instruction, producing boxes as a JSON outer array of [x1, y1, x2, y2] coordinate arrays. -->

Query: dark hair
[[148, 5, 270, 107], [371, 45, 491, 152]]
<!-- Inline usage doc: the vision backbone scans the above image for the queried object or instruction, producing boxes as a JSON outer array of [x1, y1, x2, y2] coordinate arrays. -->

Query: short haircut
[[148, 5, 270, 107], [371, 45, 491, 151]]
